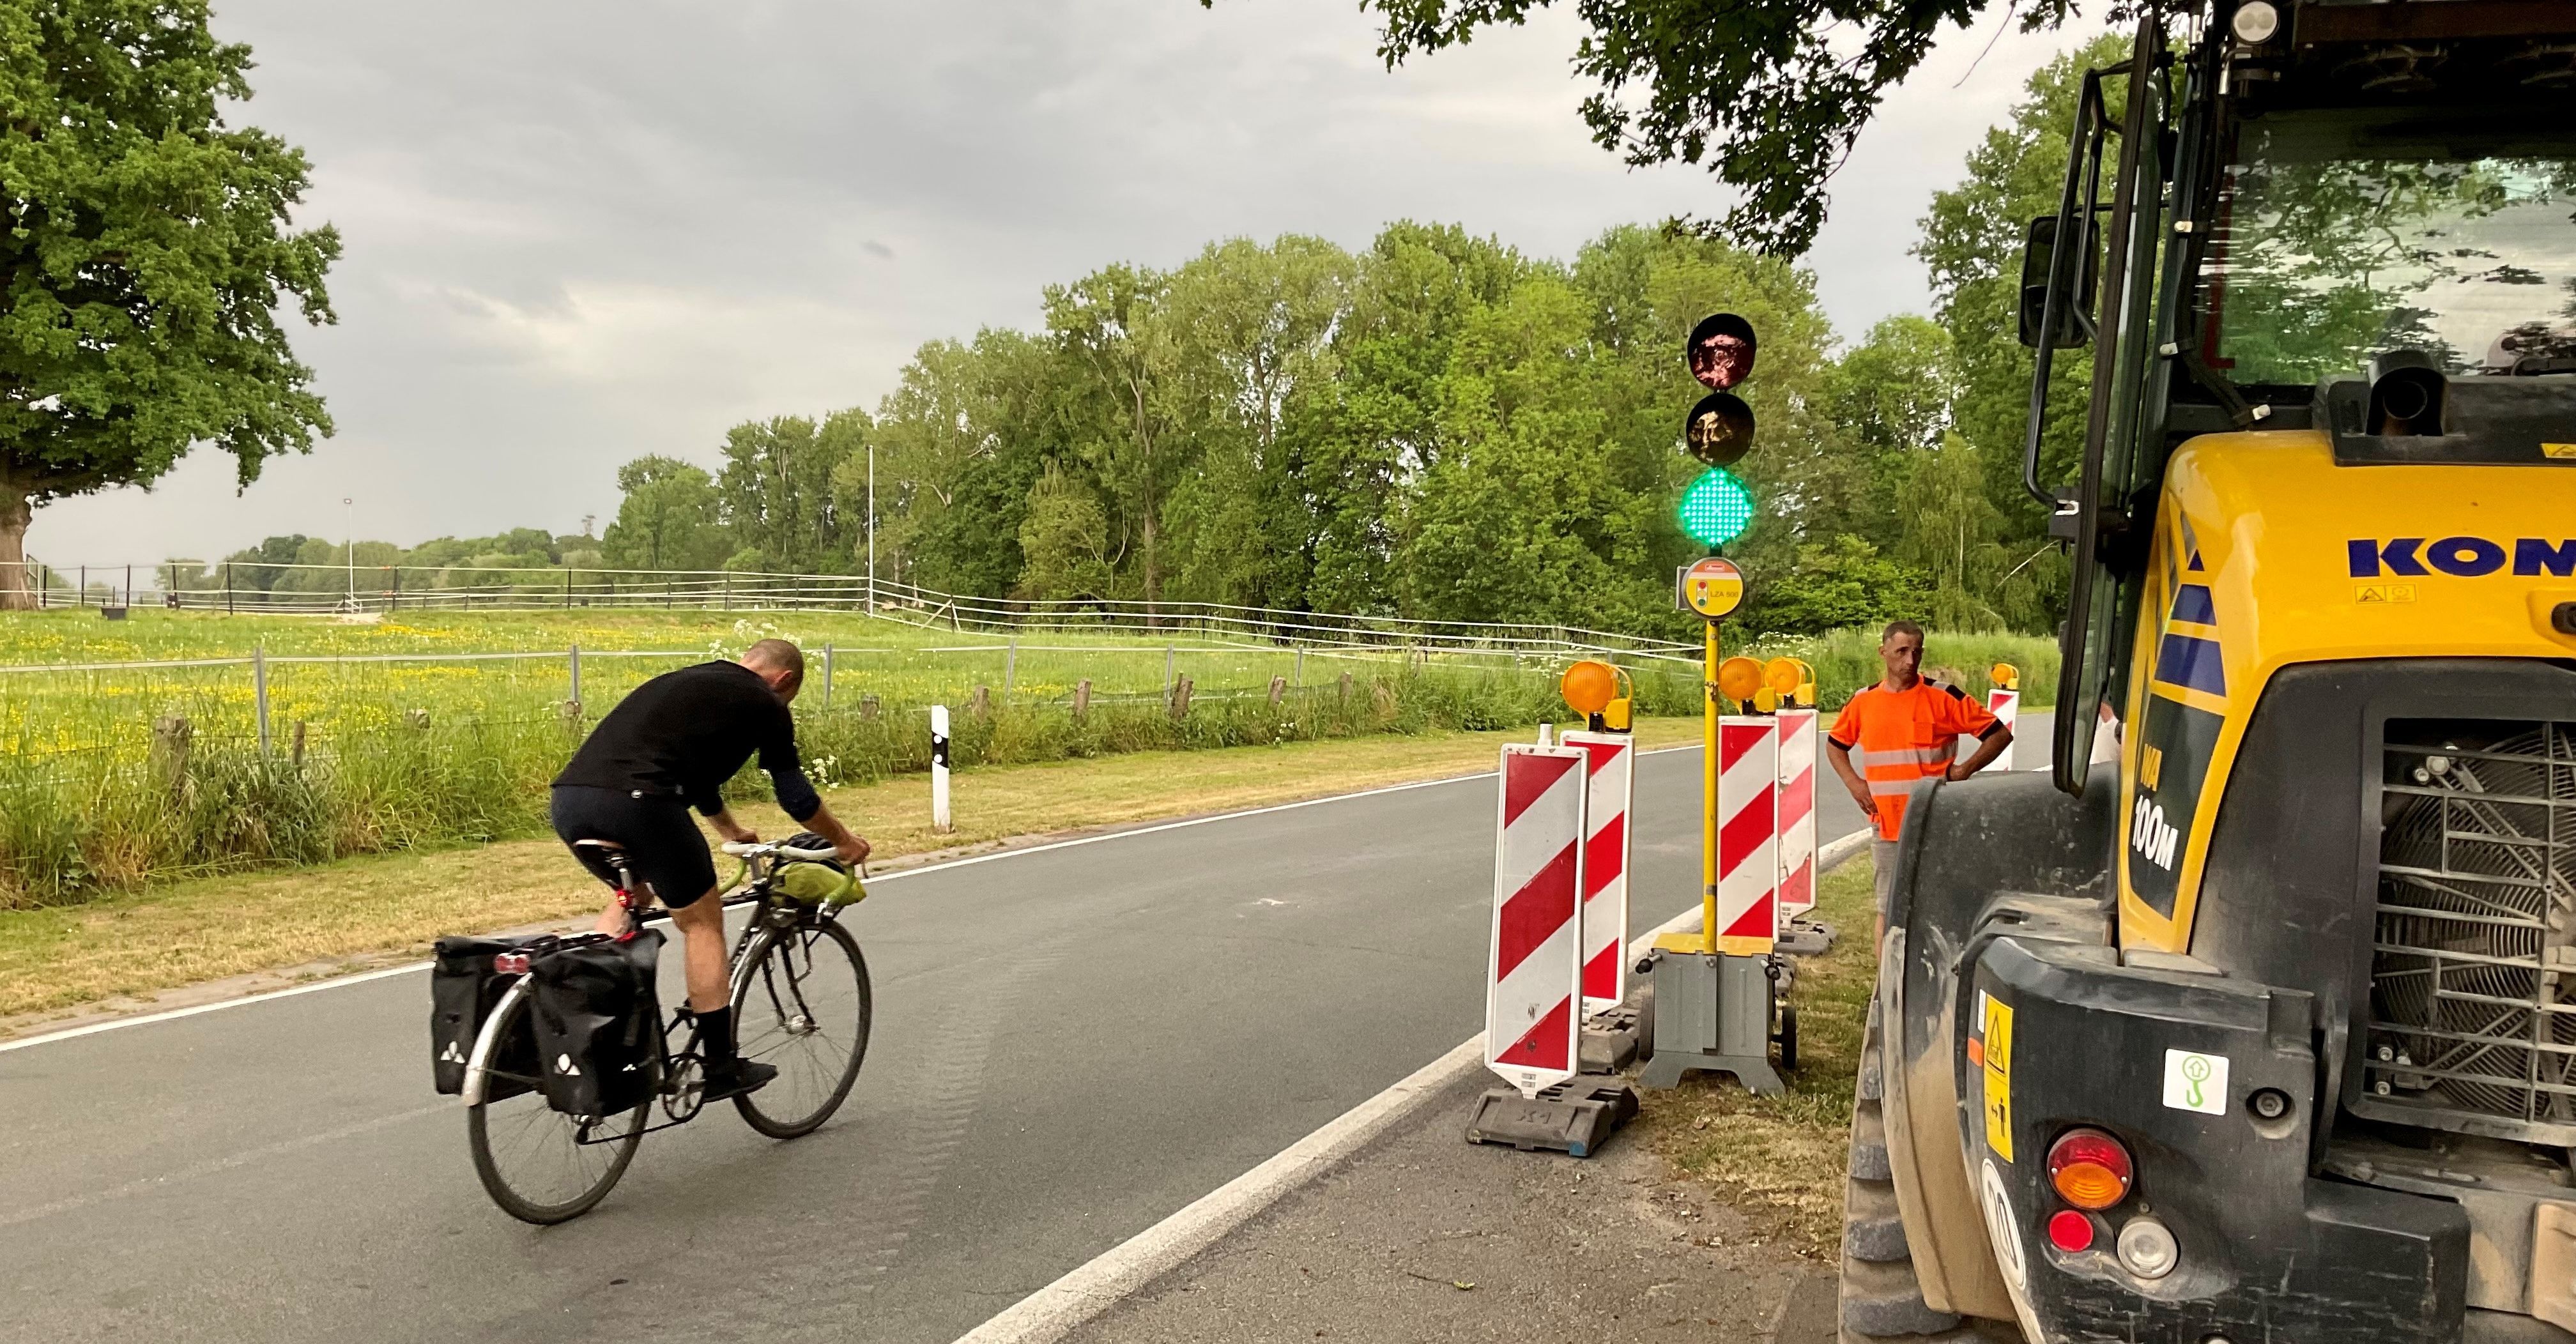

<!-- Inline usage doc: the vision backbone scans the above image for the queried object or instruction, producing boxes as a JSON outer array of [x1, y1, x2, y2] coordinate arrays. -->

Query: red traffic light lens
[[2047, 1127, 2134, 1210]]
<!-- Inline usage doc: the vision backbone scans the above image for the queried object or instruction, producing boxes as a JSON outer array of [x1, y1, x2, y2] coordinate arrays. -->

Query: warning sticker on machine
[[2163, 1048, 2229, 1115], [1981, 993, 2015, 1161]]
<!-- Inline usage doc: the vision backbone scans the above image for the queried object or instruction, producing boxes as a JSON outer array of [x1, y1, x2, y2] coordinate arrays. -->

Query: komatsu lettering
[[2349, 537, 2576, 578]]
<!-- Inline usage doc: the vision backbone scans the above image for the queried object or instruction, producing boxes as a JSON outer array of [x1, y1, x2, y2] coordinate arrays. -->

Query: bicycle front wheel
[[466, 988, 650, 1225], [732, 918, 872, 1138]]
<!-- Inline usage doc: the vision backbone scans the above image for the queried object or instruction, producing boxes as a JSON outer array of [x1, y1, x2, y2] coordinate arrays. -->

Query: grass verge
[[0, 716, 1698, 1025], [1632, 850, 1876, 1258]]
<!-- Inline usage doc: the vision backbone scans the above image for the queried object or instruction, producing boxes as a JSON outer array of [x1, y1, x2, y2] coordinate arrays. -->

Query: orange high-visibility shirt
[[1830, 680, 2002, 842]]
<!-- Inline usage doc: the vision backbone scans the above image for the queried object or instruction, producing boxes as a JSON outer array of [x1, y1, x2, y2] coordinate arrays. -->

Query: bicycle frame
[[459, 862, 850, 1110]]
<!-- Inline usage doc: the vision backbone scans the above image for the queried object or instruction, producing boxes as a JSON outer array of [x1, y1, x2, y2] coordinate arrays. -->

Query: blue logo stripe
[[2170, 583, 2216, 625], [2154, 633, 2228, 696]]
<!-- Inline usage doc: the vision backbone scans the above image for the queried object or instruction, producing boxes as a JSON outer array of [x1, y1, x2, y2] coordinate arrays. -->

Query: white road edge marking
[[950, 1033, 1491, 1344], [949, 823, 1875, 1344], [0, 744, 1703, 1057]]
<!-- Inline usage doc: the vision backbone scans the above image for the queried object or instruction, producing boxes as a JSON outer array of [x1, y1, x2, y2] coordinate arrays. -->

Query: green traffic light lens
[[1678, 467, 1755, 546]]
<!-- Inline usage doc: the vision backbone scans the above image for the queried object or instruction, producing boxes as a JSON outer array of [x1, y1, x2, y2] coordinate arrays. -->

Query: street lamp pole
[[343, 496, 354, 609], [866, 445, 875, 616]]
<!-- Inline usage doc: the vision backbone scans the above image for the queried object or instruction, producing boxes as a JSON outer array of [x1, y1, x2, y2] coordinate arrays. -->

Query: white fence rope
[[10, 559, 1696, 662]]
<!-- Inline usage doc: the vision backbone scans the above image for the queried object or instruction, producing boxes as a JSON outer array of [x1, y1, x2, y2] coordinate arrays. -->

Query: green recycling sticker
[[2163, 1048, 2229, 1116]]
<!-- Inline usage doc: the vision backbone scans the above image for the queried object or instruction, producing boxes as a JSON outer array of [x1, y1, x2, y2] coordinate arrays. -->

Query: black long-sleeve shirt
[[553, 661, 822, 821]]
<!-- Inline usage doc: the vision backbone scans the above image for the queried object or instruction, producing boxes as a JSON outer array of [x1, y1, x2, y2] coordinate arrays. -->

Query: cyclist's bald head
[[741, 639, 805, 699]]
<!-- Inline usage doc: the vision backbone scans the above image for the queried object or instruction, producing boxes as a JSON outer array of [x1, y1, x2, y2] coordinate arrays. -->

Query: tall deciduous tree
[[1046, 264, 1183, 613], [0, 0, 339, 607], [1917, 34, 2129, 632], [602, 455, 729, 571], [1160, 234, 1354, 609], [717, 409, 867, 574]]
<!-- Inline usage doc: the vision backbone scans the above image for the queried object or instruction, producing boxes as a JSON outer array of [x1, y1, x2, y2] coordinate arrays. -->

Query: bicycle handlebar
[[719, 840, 840, 862]]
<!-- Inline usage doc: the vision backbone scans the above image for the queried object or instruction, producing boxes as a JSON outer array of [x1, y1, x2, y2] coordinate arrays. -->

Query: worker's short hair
[[1881, 619, 1926, 646], [742, 638, 805, 686]]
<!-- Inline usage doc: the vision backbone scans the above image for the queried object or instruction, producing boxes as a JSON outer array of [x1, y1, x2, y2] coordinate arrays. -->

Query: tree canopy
[[1340, 0, 2108, 256], [0, 0, 340, 607]]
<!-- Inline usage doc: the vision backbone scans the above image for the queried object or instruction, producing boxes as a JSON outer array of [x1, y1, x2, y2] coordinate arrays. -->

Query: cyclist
[[550, 638, 870, 1101]]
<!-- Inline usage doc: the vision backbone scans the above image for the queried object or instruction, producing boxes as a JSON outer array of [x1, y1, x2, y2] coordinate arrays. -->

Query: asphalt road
[[0, 718, 2044, 1344]]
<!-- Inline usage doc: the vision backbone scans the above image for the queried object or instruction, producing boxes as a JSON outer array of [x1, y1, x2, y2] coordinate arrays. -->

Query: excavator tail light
[[2047, 1127, 2133, 1210]]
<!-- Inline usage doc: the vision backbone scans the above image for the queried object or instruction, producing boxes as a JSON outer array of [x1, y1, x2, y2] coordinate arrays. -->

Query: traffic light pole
[[1701, 616, 1721, 954]]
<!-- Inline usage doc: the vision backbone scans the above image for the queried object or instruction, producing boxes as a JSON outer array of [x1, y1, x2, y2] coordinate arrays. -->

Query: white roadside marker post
[[931, 705, 953, 834]]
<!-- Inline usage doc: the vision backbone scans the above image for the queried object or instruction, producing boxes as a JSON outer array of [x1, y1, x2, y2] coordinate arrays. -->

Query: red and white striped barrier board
[[1486, 744, 1588, 1097], [1715, 717, 1779, 948], [1982, 688, 2020, 774], [1562, 730, 1634, 1014], [1774, 708, 1819, 917]]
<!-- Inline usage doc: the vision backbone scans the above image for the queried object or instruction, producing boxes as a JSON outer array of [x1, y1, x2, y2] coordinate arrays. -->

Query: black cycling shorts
[[549, 785, 719, 908]]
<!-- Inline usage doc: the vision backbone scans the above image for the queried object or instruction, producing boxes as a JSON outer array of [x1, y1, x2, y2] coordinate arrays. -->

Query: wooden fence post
[[1168, 675, 1194, 721], [1268, 675, 1286, 707], [151, 715, 192, 790], [1073, 678, 1091, 718], [970, 684, 990, 719]]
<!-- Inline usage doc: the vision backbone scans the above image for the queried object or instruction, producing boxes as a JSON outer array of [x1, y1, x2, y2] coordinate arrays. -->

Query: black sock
[[699, 1006, 736, 1068]]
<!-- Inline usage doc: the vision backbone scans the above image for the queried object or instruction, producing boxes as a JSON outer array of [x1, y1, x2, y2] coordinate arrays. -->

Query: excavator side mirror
[[2018, 215, 2097, 350]]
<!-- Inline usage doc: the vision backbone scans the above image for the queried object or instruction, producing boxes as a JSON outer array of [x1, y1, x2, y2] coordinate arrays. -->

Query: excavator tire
[[1838, 997, 2018, 1343]]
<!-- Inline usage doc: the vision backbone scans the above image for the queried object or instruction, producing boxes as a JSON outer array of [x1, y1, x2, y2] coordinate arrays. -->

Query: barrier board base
[[1577, 1002, 1643, 1074], [1464, 1079, 1639, 1159], [1775, 917, 1839, 958], [1637, 950, 1785, 1096]]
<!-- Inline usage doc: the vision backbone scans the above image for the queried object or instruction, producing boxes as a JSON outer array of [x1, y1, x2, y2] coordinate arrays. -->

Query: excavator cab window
[[2196, 109, 2576, 386]]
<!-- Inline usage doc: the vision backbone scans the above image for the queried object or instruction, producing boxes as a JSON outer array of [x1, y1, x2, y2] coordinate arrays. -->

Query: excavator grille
[[2366, 721, 2576, 1143]]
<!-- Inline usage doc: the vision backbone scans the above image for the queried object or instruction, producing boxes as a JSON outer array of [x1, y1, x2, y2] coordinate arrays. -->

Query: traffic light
[[1678, 313, 1758, 547]]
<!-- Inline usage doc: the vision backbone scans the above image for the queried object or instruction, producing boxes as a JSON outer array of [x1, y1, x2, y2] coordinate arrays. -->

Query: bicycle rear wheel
[[466, 989, 650, 1224], [732, 919, 872, 1138]]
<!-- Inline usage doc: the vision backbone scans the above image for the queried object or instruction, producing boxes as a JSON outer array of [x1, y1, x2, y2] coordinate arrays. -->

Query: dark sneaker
[[700, 1058, 778, 1103]]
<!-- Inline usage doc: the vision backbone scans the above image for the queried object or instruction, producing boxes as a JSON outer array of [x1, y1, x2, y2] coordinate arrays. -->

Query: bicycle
[[459, 837, 873, 1224]]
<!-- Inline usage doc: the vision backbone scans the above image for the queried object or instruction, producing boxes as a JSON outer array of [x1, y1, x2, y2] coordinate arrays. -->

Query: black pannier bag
[[430, 936, 534, 1099], [528, 929, 664, 1118]]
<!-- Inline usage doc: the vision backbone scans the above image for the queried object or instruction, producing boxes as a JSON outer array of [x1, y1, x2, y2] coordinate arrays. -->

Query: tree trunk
[[0, 477, 31, 611]]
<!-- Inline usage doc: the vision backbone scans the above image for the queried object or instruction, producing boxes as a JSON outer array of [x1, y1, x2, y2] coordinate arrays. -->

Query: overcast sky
[[45, 0, 2085, 567]]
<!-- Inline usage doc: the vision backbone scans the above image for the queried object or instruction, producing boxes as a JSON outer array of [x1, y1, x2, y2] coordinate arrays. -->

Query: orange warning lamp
[[1763, 657, 1803, 698], [1561, 660, 1634, 731], [1561, 661, 1616, 715], [1717, 655, 1765, 707], [1991, 661, 2022, 692]]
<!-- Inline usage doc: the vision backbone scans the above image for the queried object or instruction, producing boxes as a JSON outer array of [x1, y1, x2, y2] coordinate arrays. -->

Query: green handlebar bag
[[772, 832, 865, 907]]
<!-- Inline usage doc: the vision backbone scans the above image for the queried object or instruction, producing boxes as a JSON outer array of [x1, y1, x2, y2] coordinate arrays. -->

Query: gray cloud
[[44, 0, 2087, 565]]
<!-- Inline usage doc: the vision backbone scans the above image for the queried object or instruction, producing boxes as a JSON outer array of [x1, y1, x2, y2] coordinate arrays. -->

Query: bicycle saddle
[[571, 839, 629, 853]]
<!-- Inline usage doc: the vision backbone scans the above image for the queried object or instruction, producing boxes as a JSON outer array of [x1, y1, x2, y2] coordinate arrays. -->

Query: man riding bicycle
[[550, 638, 870, 1101]]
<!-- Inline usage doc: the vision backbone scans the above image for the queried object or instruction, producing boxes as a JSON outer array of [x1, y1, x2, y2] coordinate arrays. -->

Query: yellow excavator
[[1841, 3, 2576, 1340]]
